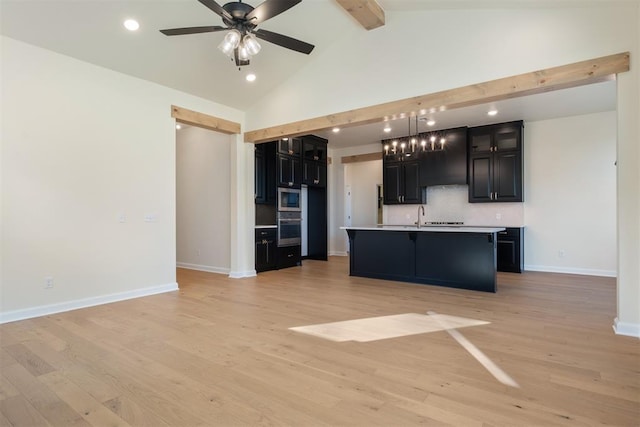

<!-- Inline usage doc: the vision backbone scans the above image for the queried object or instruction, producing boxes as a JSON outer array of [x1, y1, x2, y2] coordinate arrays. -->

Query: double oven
[[277, 188, 301, 247]]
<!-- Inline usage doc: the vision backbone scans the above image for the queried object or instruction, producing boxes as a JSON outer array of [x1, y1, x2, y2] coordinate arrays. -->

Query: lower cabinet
[[277, 245, 301, 269], [255, 228, 277, 272], [497, 227, 524, 273]]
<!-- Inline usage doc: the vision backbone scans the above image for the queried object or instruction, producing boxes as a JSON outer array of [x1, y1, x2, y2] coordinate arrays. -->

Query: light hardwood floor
[[1, 257, 638, 426]]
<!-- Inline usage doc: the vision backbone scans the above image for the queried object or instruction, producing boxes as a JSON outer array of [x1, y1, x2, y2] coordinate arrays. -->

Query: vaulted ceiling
[[1, 0, 620, 145]]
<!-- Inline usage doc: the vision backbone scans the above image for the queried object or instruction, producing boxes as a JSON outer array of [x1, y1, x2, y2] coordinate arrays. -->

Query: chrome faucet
[[416, 205, 425, 228]]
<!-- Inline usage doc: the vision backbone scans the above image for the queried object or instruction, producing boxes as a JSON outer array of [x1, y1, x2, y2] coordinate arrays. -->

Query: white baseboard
[[329, 251, 348, 257], [176, 262, 230, 275], [613, 318, 640, 338], [524, 264, 616, 278], [229, 270, 257, 279], [0, 282, 178, 325]]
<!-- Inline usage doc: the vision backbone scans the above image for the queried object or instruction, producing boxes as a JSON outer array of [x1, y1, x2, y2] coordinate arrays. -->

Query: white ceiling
[[1, 0, 618, 147]]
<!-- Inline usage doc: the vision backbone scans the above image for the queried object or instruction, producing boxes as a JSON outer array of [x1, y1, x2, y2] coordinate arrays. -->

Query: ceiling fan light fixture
[[243, 34, 262, 56], [237, 44, 251, 61], [218, 29, 241, 56]]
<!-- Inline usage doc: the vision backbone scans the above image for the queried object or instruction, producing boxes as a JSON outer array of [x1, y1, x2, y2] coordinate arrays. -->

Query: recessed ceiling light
[[332, 127, 340, 133], [488, 109, 498, 116], [426, 119, 436, 126], [124, 19, 139, 31], [383, 124, 392, 133], [246, 73, 256, 82], [176, 124, 181, 130]]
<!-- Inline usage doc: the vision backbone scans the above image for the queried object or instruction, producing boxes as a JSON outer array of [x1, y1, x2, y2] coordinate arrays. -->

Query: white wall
[[524, 112, 617, 276], [250, 3, 639, 334], [327, 143, 380, 255], [176, 126, 232, 274], [0, 37, 244, 322], [346, 161, 382, 227]]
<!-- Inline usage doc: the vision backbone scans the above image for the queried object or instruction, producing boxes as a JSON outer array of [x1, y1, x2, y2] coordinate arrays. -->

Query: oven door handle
[[279, 219, 302, 223]]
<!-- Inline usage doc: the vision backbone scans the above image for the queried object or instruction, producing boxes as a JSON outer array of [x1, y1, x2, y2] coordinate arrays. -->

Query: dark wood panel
[[347, 229, 497, 292]]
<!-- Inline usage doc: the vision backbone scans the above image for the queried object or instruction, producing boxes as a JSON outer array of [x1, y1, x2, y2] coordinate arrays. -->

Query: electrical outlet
[[558, 250, 566, 258], [118, 212, 126, 223], [144, 213, 157, 222], [45, 276, 54, 289], [496, 213, 502, 220]]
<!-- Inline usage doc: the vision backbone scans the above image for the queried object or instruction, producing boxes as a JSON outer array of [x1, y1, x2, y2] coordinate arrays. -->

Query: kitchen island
[[341, 225, 505, 292]]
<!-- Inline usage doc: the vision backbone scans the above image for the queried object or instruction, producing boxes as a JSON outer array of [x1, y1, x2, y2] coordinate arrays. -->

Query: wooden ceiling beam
[[335, 0, 385, 30], [341, 152, 382, 164], [171, 105, 241, 134], [244, 52, 629, 144]]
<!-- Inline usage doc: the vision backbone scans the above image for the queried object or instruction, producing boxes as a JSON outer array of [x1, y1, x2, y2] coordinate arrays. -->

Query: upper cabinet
[[419, 126, 468, 187], [278, 137, 302, 157], [255, 142, 277, 205], [301, 135, 327, 187], [468, 121, 523, 203], [302, 136, 328, 163], [277, 154, 302, 188], [383, 159, 423, 204], [381, 125, 466, 205]]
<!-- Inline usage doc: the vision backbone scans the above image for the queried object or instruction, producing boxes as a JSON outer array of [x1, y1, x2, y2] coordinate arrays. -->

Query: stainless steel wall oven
[[277, 211, 302, 247]]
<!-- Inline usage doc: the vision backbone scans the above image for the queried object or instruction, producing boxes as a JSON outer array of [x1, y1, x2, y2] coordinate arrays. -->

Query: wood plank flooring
[[1, 257, 638, 426]]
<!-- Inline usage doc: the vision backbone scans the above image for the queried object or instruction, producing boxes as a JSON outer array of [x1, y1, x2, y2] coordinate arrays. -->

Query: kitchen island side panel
[[346, 229, 497, 292], [415, 232, 496, 292], [347, 229, 416, 281]]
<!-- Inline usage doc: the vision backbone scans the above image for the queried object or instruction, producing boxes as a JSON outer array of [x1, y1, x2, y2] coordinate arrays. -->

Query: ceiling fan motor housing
[[222, 2, 257, 30]]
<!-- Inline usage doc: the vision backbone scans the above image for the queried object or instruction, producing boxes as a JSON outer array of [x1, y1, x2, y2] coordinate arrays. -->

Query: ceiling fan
[[160, 0, 315, 67]]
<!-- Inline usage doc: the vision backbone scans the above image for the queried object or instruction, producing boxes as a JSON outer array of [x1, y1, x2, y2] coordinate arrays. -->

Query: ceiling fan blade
[[246, 0, 302, 25], [254, 28, 314, 54], [197, 0, 233, 21], [160, 26, 227, 36]]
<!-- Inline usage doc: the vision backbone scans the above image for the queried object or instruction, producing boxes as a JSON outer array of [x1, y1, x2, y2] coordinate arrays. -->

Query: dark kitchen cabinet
[[302, 136, 328, 162], [254, 143, 276, 204], [255, 228, 277, 272], [497, 227, 524, 273], [468, 121, 523, 203], [278, 245, 301, 269], [303, 160, 327, 187], [277, 154, 302, 188], [302, 135, 327, 187], [307, 187, 328, 260], [278, 137, 302, 156], [383, 159, 424, 204], [419, 127, 468, 187]]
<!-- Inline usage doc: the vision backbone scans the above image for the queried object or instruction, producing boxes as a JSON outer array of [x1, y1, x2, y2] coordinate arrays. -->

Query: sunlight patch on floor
[[289, 312, 489, 342]]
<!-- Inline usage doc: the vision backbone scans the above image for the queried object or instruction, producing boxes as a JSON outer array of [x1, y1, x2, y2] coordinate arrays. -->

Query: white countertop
[[340, 225, 506, 233]]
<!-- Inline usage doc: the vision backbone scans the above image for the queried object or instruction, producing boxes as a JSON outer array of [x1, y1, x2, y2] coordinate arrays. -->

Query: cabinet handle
[[288, 150, 293, 155], [288, 182, 293, 187], [287, 253, 293, 258]]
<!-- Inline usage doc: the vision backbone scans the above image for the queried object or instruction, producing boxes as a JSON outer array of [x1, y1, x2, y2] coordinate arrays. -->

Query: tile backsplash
[[384, 185, 524, 227]]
